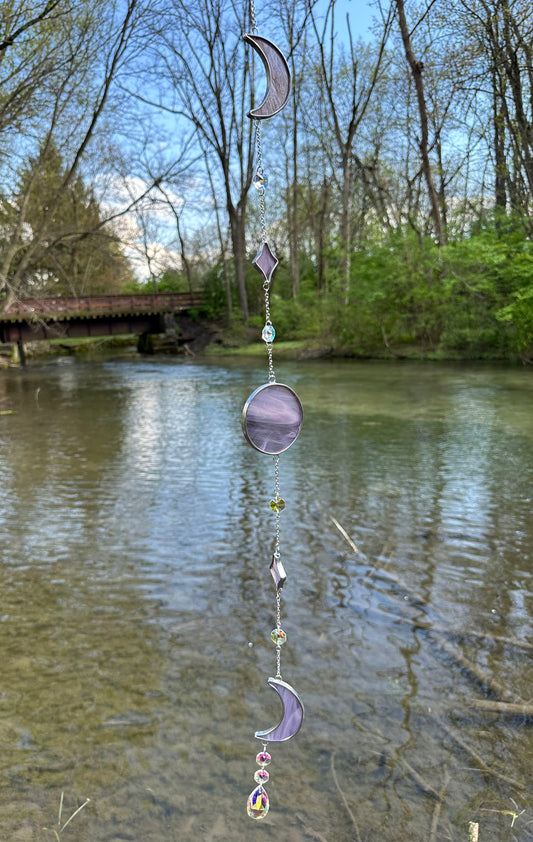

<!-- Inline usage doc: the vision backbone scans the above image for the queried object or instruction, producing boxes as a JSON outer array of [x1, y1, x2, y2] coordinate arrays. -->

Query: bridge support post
[[137, 332, 154, 354], [13, 340, 26, 366]]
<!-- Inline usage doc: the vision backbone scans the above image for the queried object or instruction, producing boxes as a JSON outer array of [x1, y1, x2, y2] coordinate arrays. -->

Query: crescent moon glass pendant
[[255, 677, 305, 742], [244, 33, 291, 119]]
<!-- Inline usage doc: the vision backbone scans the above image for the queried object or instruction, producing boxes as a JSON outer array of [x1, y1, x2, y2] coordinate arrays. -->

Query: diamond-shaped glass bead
[[253, 242, 278, 284], [270, 555, 287, 590]]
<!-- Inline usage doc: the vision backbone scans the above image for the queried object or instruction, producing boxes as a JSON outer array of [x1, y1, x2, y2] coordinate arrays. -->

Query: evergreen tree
[[11, 142, 133, 297]]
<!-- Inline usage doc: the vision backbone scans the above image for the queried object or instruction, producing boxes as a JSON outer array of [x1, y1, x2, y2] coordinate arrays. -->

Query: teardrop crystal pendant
[[247, 785, 270, 820]]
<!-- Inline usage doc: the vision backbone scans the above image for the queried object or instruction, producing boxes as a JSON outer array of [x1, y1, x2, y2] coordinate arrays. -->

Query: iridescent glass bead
[[262, 323, 276, 343], [271, 627, 287, 646], [253, 170, 268, 190], [254, 768, 269, 784]]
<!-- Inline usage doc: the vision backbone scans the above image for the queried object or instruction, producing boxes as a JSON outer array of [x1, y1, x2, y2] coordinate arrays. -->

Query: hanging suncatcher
[[242, 0, 304, 822]]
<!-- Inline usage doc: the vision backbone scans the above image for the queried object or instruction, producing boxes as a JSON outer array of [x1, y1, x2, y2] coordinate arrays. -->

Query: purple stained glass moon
[[255, 677, 304, 742], [242, 383, 303, 454], [243, 34, 291, 120]]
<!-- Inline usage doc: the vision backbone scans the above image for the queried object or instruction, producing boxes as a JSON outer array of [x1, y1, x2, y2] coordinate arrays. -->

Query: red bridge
[[0, 292, 204, 344]]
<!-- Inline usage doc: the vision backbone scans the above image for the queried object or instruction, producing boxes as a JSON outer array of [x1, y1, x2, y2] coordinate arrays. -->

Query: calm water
[[0, 357, 532, 841]]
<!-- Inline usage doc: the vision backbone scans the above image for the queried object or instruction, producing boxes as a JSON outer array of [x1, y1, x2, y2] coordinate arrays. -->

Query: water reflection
[[0, 358, 531, 840]]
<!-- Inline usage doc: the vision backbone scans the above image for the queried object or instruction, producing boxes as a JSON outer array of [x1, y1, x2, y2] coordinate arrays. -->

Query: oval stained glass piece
[[242, 383, 303, 455]]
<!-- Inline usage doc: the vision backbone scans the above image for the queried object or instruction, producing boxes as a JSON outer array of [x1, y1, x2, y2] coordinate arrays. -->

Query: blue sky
[[315, 0, 378, 40]]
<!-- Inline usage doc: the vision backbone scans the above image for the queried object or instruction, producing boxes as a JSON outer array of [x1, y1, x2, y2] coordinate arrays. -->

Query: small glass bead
[[271, 628, 287, 646], [253, 170, 268, 190], [256, 750, 271, 766], [270, 497, 285, 512], [262, 323, 276, 343], [254, 768, 270, 784]]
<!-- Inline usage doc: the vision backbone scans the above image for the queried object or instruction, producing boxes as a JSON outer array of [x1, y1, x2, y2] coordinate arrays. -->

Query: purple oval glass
[[242, 383, 303, 455]]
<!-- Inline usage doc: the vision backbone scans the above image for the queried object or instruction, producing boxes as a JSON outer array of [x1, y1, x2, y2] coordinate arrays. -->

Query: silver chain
[[273, 455, 282, 679], [249, 0, 257, 32], [249, 0, 282, 680], [255, 123, 267, 244], [273, 456, 281, 554], [275, 590, 282, 678], [254, 110, 275, 384]]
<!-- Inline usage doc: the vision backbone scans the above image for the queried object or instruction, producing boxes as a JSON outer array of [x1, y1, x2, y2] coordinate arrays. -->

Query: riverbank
[[1, 325, 528, 365]]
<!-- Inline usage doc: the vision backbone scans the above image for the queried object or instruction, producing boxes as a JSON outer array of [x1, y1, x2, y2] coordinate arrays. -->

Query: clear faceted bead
[[256, 750, 271, 766], [253, 170, 268, 190], [271, 627, 287, 646], [247, 785, 269, 820], [262, 323, 276, 343], [254, 768, 270, 784], [270, 497, 285, 513]]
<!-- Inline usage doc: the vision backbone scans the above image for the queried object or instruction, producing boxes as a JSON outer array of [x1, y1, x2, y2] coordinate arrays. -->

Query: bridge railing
[[1, 292, 204, 320]]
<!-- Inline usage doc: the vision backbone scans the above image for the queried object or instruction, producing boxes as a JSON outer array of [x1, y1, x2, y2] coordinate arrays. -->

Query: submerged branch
[[399, 757, 442, 801], [472, 699, 533, 718], [330, 751, 362, 842], [330, 515, 361, 554], [429, 769, 450, 842], [440, 722, 525, 790], [431, 635, 516, 702]]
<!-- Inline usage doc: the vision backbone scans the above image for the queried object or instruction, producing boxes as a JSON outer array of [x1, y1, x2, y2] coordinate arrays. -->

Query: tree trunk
[[287, 88, 300, 299], [493, 75, 507, 210], [229, 210, 248, 321], [341, 152, 352, 304], [316, 176, 330, 295], [395, 0, 447, 246]]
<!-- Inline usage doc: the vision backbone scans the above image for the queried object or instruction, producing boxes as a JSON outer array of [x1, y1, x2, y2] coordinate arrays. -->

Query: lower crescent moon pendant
[[244, 34, 291, 119], [255, 677, 304, 742]]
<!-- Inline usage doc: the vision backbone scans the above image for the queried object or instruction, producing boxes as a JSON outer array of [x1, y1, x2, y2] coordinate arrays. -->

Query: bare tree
[[308, 0, 393, 300], [135, 0, 255, 320], [277, 0, 320, 298], [0, 0, 154, 310], [470, 0, 533, 218], [394, 0, 447, 246], [0, 1, 64, 54]]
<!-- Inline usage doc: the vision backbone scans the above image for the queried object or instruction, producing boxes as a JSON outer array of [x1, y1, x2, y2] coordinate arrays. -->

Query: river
[[0, 356, 531, 841]]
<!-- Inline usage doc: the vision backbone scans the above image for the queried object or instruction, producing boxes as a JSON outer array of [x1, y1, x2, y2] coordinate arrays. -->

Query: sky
[[315, 0, 378, 40], [125, 0, 382, 282]]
